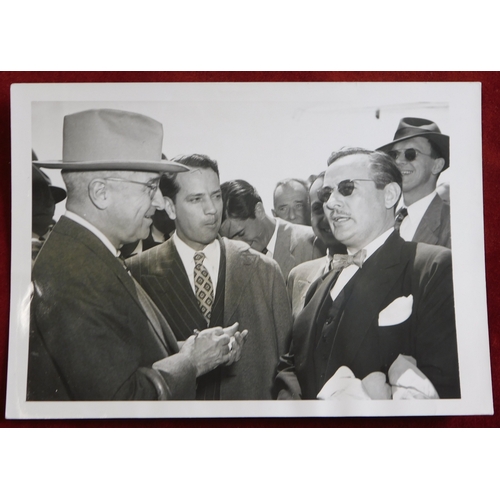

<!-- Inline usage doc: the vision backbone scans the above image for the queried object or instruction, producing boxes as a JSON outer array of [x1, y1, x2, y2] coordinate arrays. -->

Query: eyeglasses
[[387, 148, 433, 162], [104, 177, 160, 200], [317, 179, 375, 202]]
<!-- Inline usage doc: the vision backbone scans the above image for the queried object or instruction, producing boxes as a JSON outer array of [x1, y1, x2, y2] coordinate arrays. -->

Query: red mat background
[[0, 71, 497, 427]]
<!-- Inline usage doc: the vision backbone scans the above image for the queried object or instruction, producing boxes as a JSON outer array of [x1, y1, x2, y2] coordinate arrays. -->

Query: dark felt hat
[[32, 151, 66, 203], [377, 117, 449, 171]]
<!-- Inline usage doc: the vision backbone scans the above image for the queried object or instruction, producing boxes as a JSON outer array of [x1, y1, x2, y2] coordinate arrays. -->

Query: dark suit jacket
[[27, 216, 197, 401], [128, 237, 292, 400], [275, 231, 460, 399], [273, 218, 325, 281], [412, 194, 451, 248]]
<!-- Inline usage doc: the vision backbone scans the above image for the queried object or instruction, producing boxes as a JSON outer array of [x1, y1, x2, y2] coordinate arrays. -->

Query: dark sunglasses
[[317, 179, 374, 203], [387, 148, 433, 162]]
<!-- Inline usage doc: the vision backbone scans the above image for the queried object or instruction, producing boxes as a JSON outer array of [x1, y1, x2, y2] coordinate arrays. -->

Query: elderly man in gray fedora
[[377, 117, 451, 248], [27, 109, 247, 401]]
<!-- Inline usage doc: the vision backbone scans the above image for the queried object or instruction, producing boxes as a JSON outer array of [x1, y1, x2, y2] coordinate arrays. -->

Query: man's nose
[[151, 188, 165, 210], [204, 198, 217, 214], [288, 207, 296, 221], [325, 189, 342, 210]]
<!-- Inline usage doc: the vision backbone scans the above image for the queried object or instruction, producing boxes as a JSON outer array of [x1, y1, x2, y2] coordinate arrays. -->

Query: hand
[[180, 326, 231, 377], [224, 326, 248, 366]]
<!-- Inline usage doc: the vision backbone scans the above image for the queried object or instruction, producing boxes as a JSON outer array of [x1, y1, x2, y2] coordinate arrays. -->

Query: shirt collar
[[405, 191, 437, 222], [267, 218, 279, 255], [65, 211, 120, 257], [173, 231, 220, 263], [348, 227, 394, 261]]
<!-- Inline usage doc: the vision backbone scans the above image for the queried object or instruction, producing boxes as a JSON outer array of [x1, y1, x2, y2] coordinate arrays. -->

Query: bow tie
[[330, 249, 367, 272]]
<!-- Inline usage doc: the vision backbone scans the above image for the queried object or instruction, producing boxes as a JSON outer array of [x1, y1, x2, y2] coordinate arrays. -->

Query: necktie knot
[[395, 207, 408, 230], [194, 252, 206, 264], [331, 249, 366, 273]]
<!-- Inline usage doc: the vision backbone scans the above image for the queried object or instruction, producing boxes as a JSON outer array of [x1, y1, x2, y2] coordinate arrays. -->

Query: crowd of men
[[28, 109, 460, 402]]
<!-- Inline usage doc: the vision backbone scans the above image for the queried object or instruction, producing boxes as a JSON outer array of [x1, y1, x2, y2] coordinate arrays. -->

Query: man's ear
[[383, 182, 402, 210], [88, 179, 110, 210], [164, 197, 177, 220], [432, 157, 446, 175], [255, 201, 266, 220]]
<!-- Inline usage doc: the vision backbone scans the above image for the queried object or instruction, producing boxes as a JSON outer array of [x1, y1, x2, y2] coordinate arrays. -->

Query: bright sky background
[[31, 83, 451, 222]]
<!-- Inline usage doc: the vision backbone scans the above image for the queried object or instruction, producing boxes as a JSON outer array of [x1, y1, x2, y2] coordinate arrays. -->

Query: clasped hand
[[181, 322, 248, 377]]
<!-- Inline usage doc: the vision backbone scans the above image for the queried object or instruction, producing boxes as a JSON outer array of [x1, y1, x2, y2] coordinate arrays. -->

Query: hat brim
[[50, 186, 67, 204], [377, 132, 449, 171], [33, 159, 189, 173]]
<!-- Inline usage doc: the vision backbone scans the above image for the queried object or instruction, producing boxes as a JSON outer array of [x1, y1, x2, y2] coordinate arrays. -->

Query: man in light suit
[[377, 117, 451, 248], [275, 147, 460, 399], [219, 179, 325, 282], [28, 109, 245, 401], [287, 172, 346, 319], [128, 155, 292, 400]]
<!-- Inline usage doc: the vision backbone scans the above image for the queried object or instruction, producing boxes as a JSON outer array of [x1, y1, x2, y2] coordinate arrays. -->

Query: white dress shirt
[[399, 191, 437, 242], [172, 232, 220, 294], [265, 218, 280, 258], [330, 228, 394, 302]]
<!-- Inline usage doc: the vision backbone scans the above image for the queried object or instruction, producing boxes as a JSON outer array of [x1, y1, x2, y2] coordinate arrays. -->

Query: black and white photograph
[[5, 82, 492, 418]]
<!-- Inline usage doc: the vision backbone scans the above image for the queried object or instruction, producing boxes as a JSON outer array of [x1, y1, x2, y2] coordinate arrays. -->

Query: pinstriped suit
[[128, 236, 293, 400]]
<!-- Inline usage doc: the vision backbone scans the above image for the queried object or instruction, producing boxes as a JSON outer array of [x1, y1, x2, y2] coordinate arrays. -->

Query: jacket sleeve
[[412, 246, 461, 398], [30, 267, 197, 401]]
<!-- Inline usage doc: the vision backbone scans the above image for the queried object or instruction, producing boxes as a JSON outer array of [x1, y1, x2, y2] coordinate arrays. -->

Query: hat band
[[394, 125, 441, 140]]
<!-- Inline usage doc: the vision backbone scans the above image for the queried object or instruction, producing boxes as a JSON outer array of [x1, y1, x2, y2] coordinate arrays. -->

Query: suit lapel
[[273, 220, 295, 278], [57, 217, 172, 351], [140, 239, 206, 339], [333, 232, 411, 368], [413, 195, 443, 245], [223, 238, 261, 323]]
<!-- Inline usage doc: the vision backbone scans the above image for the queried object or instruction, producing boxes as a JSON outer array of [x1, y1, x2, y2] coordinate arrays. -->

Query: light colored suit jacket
[[128, 237, 292, 400], [412, 194, 451, 248], [287, 256, 329, 320], [273, 218, 325, 281]]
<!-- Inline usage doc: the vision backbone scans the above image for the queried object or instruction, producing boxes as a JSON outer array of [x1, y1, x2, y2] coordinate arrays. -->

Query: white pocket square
[[378, 295, 413, 326]]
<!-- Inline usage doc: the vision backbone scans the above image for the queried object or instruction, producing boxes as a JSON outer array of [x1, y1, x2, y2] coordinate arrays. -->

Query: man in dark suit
[[219, 179, 325, 282], [128, 155, 292, 400], [28, 109, 245, 401], [275, 147, 460, 400], [287, 172, 346, 319], [377, 117, 451, 248]]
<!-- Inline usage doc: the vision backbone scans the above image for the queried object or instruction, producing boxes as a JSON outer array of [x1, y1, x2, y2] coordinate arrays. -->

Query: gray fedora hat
[[33, 109, 189, 173], [377, 117, 449, 171]]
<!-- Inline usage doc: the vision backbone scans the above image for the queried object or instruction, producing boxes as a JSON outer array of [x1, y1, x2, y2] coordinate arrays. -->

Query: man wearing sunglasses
[[274, 147, 460, 400], [377, 117, 451, 248]]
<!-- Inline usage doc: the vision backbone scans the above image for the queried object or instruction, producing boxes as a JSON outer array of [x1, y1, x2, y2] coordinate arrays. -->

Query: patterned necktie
[[194, 252, 214, 325], [394, 207, 408, 230], [331, 249, 367, 273]]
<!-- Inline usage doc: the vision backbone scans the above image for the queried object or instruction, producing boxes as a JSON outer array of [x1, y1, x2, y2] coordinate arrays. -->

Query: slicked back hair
[[327, 147, 402, 191], [159, 154, 220, 202], [220, 179, 262, 222]]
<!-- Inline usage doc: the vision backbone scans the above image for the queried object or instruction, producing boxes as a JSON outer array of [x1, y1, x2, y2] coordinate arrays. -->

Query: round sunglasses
[[387, 148, 433, 162], [317, 179, 375, 203]]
